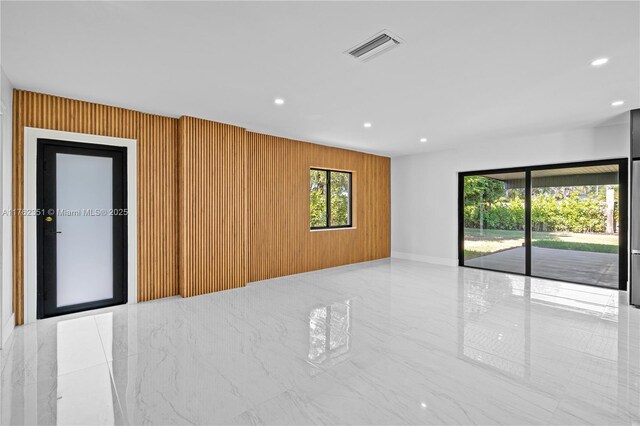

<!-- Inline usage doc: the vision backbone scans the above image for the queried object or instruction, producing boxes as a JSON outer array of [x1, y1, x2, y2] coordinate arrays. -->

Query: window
[[458, 159, 627, 290], [310, 169, 352, 229]]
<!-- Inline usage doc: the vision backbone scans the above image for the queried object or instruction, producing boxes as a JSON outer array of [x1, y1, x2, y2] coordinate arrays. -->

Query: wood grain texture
[[12, 90, 179, 324], [247, 131, 390, 282], [178, 116, 247, 297], [11, 90, 390, 325]]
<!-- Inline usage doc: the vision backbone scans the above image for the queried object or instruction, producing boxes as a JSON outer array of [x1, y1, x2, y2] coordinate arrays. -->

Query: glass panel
[[310, 169, 328, 227], [531, 165, 619, 288], [56, 153, 113, 307], [463, 172, 526, 274], [330, 171, 350, 227]]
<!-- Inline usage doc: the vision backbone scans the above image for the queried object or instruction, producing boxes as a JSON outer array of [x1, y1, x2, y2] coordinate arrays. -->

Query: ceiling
[[485, 164, 620, 181], [483, 164, 620, 187], [2, 1, 639, 157]]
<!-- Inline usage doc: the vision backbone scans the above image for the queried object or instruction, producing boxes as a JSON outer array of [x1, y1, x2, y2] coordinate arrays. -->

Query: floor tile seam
[[0, 335, 17, 377], [93, 316, 128, 424], [236, 384, 310, 418], [13, 359, 113, 389], [6, 324, 113, 385], [547, 329, 603, 421]]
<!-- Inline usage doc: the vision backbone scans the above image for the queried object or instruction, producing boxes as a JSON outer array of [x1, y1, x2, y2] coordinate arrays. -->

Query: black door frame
[[37, 139, 128, 319], [458, 158, 628, 291]]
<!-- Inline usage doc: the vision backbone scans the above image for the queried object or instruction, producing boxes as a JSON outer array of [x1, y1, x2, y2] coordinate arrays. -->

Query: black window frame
[[310, 168, 353, 230], [457, 158, 628, 291]]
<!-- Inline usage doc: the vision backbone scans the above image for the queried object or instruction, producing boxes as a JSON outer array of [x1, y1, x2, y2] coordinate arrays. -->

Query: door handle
[[633, 250, 640, 255]]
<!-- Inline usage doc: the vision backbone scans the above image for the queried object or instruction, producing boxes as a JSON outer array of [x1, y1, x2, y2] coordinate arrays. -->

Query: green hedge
[[464, 193, 613, 233]]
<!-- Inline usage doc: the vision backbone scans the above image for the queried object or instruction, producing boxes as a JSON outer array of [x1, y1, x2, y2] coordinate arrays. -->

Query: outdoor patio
[[465, 246, 618, 288]]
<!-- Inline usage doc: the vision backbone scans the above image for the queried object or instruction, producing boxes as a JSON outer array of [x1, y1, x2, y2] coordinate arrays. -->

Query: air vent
[[345, 30, 403, 62]]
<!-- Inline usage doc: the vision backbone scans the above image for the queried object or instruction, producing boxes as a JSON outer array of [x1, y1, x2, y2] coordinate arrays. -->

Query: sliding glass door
[[459, 159, 627, 290], [531, 165, 621, 287], [461, 172, 526, 275]]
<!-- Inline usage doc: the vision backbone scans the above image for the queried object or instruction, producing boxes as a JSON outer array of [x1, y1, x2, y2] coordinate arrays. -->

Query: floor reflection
[[3, 259, 640, 424], [460, 275, 528, 378], [308, 300, 351, 367], [459, 269, 640, 421], [56, 314, 116, 425], [1, 312, 122, 425]]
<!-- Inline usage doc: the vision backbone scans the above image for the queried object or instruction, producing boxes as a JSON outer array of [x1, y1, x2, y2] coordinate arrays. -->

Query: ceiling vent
[[345, 30, 403, 62]]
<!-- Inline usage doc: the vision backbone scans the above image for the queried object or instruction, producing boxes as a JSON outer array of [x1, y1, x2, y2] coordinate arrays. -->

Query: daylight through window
[[310, 169, 352, 229]]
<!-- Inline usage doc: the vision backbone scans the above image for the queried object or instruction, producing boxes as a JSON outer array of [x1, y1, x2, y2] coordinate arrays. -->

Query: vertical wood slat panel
[[177, 116, 247, 297], [12, 89, 389, 325], [12, 90, 179, 324], [246, 131, 391, 282]]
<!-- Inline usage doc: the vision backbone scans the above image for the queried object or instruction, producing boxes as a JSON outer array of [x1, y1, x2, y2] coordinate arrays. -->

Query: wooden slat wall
[[178, 116, 247, 297], [247, 132, 390, 282], [11, 90, 390, 325], [12, 90, 180, 324]]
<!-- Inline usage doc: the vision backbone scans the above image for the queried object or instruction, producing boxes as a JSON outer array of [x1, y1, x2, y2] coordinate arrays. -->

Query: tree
[[310, 170, 327, 227], [309, 170, 350, 227], [330, 172, 350, 226], [464, 176, 506, 233], [463, 176, 505, 205]]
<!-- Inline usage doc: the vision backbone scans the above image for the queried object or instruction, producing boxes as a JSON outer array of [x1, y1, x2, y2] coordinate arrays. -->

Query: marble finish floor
[[2, 258, 640, 425]]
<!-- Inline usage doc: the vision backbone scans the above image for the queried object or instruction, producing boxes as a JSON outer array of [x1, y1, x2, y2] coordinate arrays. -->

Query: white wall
[[391, 121, 630, 266], [1, 67, 14, 346]]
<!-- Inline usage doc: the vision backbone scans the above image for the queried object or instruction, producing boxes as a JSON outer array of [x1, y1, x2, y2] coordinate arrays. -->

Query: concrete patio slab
[[465, 246, 618, 288]]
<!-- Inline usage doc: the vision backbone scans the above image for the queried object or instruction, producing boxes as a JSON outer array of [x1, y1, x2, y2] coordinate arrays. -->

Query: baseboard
[[2, 313, 15, 348], [391, 251, 458, 267]]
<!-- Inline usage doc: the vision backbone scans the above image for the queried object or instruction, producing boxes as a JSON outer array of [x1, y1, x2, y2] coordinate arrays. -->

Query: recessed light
[[611, 100, 625, 107], [274, 98, 285, 105], [591, 57, 609, 67], [420, 138, 427, 143], [363, 122, 372, 128]]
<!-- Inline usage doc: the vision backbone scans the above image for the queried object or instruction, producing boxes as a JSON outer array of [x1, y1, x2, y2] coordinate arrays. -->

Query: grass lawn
[[464, 228, 618, 259]]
